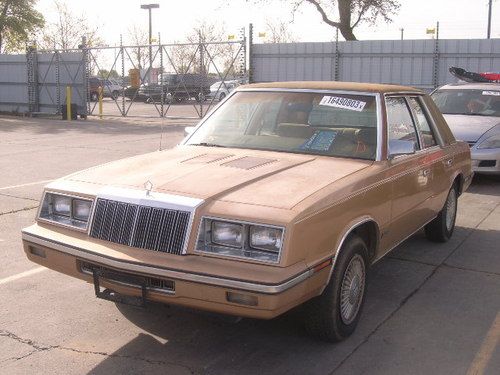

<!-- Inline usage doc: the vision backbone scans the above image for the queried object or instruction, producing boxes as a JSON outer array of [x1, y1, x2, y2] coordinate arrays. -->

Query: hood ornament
[[144, 180, 153, 196]]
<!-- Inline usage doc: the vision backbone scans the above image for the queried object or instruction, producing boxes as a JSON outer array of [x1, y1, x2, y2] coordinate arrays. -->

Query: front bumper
[[471, 147, 500, 174], [22, 230, 328, 319]]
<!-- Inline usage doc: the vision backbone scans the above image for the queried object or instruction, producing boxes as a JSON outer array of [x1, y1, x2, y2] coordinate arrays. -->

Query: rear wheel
[[111, 90, 119, 100], [219, 92, 226, 101], [425, 184, 458, 242], [304, 235, 368, 342]]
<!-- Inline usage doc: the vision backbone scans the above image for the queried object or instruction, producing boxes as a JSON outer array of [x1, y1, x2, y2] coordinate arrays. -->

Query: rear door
[[383, 96, 437, 251], [407, 96, 450, 216]]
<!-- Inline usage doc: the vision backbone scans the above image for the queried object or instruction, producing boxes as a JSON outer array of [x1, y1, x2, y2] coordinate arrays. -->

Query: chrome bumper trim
[[22, 232, 313, 295]]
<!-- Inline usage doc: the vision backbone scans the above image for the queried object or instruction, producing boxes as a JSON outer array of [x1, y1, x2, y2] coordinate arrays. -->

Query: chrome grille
[[90, 198, 191, 255]]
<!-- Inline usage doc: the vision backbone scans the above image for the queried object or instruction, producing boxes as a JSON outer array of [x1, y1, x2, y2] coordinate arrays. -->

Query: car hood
[[64, 146, 372, 210], [443, 114, 500, 142]]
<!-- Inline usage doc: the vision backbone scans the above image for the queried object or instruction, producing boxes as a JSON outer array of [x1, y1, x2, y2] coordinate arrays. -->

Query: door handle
[[445, 158, 453, 167]]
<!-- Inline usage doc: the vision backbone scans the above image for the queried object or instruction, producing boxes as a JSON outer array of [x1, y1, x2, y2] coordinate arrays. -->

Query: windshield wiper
[[190, 142, 227, 148]]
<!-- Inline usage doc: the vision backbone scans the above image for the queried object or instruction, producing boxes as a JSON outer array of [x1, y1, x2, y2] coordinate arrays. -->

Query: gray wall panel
[[252, 39, 500, 92], [0, 54, 28, 112], [0, 51, 85, 115]]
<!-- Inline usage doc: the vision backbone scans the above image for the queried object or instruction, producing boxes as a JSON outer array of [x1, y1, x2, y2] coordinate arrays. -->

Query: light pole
[[140, 3, 159, 83]]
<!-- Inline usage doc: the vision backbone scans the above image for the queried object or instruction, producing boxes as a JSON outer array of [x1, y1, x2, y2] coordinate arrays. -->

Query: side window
[[386, 97, 420, 150], [408, 97, 438, 148]]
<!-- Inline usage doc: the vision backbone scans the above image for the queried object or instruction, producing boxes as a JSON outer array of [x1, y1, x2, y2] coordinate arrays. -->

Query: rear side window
[[386, 97, 419, 150], [408, 97, 438, 148]]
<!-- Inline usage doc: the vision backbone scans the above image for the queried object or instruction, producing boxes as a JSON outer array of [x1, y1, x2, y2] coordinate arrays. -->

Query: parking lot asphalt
[[0, 115, 499, 375]]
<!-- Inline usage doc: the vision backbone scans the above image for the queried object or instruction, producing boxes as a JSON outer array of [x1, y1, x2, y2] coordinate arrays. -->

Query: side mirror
[[184, 126, 196, 137], [389, 139, 416, 159]]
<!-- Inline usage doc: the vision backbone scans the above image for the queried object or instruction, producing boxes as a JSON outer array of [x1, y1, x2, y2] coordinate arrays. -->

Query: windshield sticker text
[[319, 96, 367, 112]]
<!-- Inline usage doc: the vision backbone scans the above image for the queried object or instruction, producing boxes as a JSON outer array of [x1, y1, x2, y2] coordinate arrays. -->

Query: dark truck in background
[[137, 73, 214, 103]]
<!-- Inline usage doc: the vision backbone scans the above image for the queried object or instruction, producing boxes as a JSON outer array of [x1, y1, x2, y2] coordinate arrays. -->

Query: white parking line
[[0, 267, 47, 285], [0, 179, 53, 191]]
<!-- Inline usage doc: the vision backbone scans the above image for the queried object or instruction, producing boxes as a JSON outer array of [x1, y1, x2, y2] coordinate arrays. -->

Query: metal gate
[[26, 45, 87, 115], [85, 30, 247, 119]]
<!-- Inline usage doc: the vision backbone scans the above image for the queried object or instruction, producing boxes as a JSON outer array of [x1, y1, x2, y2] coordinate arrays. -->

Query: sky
[[35, 0, 500, 46]]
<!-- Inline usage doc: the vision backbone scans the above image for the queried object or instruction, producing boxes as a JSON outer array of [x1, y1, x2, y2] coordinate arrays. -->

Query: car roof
[[239, 81, 423, 94], [437, 82, 500, 91]]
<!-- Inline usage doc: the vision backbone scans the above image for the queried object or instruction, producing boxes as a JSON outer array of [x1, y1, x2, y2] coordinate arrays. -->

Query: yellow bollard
[[98, 86, 103, 119], [66, 86, 72, 121]]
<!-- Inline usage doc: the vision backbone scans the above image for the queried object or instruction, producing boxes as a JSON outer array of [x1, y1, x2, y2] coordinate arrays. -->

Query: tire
[[90, 92, 98, 101], [111, 91, 119, 100], [219, 92, 226, 101], [424, 184, 458, 242], [196, 92, 205, 102], [304, 235, 368, 342]]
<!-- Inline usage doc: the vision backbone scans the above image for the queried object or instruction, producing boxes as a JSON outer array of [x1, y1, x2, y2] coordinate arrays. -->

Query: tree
[[98, 69, 119, 79], [0, 0, 44, 53], [38, 0, 103, 50], [263, 18, 297, 43], [126, 24, 149, 70], [252, 0, 400, 41], [167, 21, 235, 76]]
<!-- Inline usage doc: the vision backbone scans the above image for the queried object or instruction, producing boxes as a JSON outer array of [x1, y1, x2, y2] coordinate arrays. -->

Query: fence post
[[199, 32, 204, 118], [120, 35, 125, 116], [159, 33, 164, 118], [55, 51, 61, 114], [26, 42, 39, 115], [432, 21, 440, 89], [248, 23, 254, 83], [238, 26, 247, 83], [334, 28, 340, 81], [80, 36, 89, 117]]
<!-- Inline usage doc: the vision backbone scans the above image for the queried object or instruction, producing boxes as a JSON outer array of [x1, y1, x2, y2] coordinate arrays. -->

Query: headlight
[[212, 221, 243, 248], [39, 192, 93, 230], [250, 226, 283, 253], [72, 199, 92, 221], [477, 134, 500, 149], [53, 195, 71, 216], [196, 218, 284, 263]]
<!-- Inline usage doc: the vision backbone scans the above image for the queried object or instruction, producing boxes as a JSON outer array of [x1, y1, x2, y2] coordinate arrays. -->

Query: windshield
[[432, 89, 500, 117], [185, 91, 378, 160]]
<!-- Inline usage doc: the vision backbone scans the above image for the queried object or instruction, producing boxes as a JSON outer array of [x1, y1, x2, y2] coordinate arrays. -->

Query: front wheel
[[303, 235, 368, 342], [425, 185, 458, 242]]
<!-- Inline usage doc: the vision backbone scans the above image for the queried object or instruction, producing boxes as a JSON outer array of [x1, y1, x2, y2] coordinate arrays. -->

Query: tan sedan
[[22, 82, 472, 342]]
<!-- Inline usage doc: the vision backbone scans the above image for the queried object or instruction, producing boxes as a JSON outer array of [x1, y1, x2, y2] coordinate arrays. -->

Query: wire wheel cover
[[340, 254, 365, 325]]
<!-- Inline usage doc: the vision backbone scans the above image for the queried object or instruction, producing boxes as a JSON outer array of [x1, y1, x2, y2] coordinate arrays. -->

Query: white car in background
[[432, 83, 500, 175], [206, 80, 240, 101], [102, 79, 122, 100]]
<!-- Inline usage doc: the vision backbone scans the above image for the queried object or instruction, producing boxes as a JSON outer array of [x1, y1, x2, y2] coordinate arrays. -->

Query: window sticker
[[319, 96, 367, 112], [299, 130, 338, 152], [482, 91, 500, 96]]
